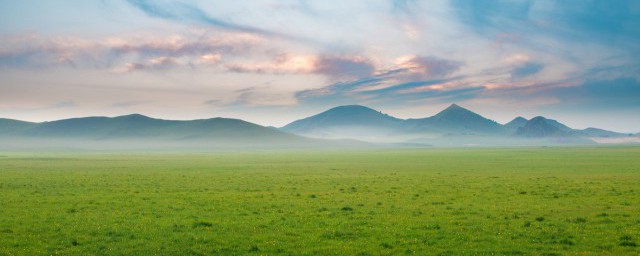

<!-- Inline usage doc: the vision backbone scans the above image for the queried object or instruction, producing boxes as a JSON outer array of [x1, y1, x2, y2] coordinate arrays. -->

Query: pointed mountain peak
[[445, 103, 463, 110], [512, 116, 528, 122], [416, 103, 503, 134], [435, 103, 475, 117]]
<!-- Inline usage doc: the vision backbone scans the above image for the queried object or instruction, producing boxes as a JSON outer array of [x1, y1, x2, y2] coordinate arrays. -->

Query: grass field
[[1, 147, 639, 255]]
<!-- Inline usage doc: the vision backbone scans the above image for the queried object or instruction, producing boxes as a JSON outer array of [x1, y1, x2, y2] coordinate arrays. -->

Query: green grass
[[0, 147, 639, 255]]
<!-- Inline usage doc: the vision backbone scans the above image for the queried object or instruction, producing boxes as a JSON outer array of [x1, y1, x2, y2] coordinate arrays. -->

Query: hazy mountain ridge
[[504, 117, 528, 133], [515, 116, 631, 139], [283, 104, 507, 141], [282, 105, 403, 133], [0, 114, 365, 150], [280, 105, 406, 142], [281, 104, 636, 145], [405, 104, 504, 134], [515, 117, 571, 138], [1, 104, 637, 149], [578, 127, 632, 138], [0, 118, 38, 134]]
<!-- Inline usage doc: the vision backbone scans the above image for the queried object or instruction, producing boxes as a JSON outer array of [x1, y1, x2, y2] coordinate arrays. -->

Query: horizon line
[[2, 104, 638, 134]]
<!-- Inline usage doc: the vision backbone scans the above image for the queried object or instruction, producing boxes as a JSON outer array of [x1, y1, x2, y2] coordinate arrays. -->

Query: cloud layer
[[0, 0, 639, 131]]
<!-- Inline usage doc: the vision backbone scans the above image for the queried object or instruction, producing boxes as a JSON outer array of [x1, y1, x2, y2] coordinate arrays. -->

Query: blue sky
[[0, 0, 639, 132]]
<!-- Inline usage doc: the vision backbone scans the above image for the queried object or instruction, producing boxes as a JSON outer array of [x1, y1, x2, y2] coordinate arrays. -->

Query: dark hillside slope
[[406, 104, 504, 134], [282, 105, 403, 134]]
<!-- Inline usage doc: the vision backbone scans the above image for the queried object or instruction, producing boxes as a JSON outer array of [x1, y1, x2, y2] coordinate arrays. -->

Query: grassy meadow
[[0, 147, 639, 255]]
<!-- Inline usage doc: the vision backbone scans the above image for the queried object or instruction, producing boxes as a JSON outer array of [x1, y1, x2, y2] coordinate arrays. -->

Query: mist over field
[[1, 103, 638, 150]]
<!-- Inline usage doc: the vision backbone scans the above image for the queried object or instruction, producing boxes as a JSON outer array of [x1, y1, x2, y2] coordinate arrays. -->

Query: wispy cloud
[[226, 54, 316, 75], [1, 0, 639, 130], [126, 0, 303, 42], [295, 54, 469, 105], [545, 77, 640, 109], [511, 62, 544, 80], [391, 0, 419, 15], [124, 57, 179, 72], [225, 54, 375, 80], [233, 87, 298, 107], [451, 0, 640, 48], [0, 32, 261, 71], [395, 55, 464, 80], [313, 55, 376, 80], [297, 76, 386, 101]]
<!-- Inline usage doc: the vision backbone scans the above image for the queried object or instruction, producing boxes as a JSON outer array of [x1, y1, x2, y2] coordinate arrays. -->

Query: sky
[[0, 0, 639, 132]]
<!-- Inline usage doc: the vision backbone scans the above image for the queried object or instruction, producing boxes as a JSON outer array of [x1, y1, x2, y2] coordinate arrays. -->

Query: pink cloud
[[226, 54, 317, 74], [0, 31, 264, 71], [124, 57, 179, 72], [395, 55, 463, 80], [226, 54, 376, 80], [313, 55, 375, 80]]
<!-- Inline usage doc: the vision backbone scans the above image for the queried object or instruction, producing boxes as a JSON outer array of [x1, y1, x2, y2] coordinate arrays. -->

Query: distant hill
[[282, 105, 402, 132], [513, 117, 631, 140], [2, 104, 637, 148], [540, 117, 573, 132], [504, 117, 528, 132], [23, 114, 292, 141], [577, 128, 630, 138], [281, 104, 634, 146], [282, 104, 506, 140], [0, 118, 37, 134], [24, 114, 173, 138], [515, 116, 571, 138], [0, 114, 353, 150], [406, 104, 504, 134], [281, 105, 405, 142]]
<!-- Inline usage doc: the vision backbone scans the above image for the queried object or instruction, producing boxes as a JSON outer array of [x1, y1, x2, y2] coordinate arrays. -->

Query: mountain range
[[0, 114, 342, 150], [1, 104, 637, 149], [281, 104, 635, 146]]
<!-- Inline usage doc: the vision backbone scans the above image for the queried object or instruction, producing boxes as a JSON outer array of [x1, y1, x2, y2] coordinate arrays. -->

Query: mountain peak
[[505, 116, 529, 131], [512, 116, 527, 122], [530, 116, 547, 122], [516, 116, 565, 138], [444, 103, 463, 111], [411, 103, 503, 134], [434, 103, 476, 118], [318, 105, 394, 118], [281, 104, 402, 134], [115, 113, 152, 119], [328, 105, 377, 113], [515, 116, 579, 138], [506, 116, 528, 125]]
